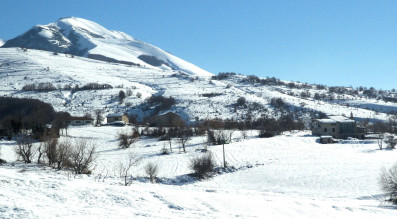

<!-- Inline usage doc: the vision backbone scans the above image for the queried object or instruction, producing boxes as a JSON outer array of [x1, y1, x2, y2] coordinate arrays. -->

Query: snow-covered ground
[[1, 126, 397, 218], [0, 47, 394, 123]]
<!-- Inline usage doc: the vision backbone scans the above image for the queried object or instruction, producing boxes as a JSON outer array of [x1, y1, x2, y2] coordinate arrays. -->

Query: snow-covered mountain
[[0, 39, 5, 47], [1, 17, 212, 76]]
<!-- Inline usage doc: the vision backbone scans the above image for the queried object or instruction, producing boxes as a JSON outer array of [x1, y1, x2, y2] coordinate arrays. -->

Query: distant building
[[67, 116, 94, 126], [107, 113, 129, 124], [311, 115, 365, 139]]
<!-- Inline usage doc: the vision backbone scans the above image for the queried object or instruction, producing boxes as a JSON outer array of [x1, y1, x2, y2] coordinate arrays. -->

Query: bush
[[237, 97, 246, 106], [118, 129, 140, 149], [119, 90, 126, 104], [380, 163, 397, 204], [258, 130, 275, 138], [145, 162, 159, 183], [270, 98, 285, 109], [160, 146, 169, 155], [69, 140, 96, 175], [385, 136, 397, 149], [189, 152, 216, 179]]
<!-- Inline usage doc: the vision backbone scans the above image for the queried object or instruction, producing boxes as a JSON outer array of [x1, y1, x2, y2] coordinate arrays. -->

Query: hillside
[[0, 47, 396, 124], [0, 39, 4, 47]]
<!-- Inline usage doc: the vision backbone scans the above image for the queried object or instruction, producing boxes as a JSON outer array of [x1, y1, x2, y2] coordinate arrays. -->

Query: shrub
[[119, 90, 126, 104], [118, 129, 139, 149], [270, 98, 285, 108], [69, 140, 96, 175], [237, 97, 246, 106], [385, 136, 397, 149], [145, 162, 159, 183], [189, 152, 216, 179], [380, 163, 397, 204], [160, 146, 169, 155], [118, 133, 132, 149], [258, 130, 275, 138]]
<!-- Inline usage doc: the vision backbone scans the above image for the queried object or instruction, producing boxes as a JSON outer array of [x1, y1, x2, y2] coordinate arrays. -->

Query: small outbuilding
[[67, 116, 94, 126], [107, 113, 129, 124]]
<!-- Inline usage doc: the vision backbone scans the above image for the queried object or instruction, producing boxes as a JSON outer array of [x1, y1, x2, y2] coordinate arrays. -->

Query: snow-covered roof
[[316, 119, 337, 124], [327, 115, 355, 123], [315, 116, 355, 124]]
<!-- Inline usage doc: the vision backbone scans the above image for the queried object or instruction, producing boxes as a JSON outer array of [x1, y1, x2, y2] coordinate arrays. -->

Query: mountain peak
[[1, 17, 213, 76]]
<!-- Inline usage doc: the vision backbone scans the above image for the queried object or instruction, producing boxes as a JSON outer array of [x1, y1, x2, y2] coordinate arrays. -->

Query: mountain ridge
[[1, 17, 213, 76]]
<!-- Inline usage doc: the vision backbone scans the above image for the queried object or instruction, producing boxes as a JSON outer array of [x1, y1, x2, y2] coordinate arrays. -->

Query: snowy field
[[1, 126, 397, 218]]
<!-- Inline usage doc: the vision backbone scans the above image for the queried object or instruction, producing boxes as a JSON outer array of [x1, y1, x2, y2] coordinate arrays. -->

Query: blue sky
[[1, 0, 396, 89]]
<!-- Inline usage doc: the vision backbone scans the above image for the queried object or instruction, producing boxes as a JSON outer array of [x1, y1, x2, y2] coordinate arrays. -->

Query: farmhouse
[[107, 113, 129, 124], [311, 115, 365, 139], [67, 116, 94, 126]]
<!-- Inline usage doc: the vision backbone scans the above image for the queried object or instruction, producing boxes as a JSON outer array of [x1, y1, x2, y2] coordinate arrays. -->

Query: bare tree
[[387, 115, 397, 134], [373, 121, 388, 150], [37, 142, 44, 164], [118, 152, 141, 186], [14, 137, 36, 163], [145, 162, 158, 183], [69, 139, 96, 175], [178, 127, 192, 152], [94, 109, 104, 126], [55, 139, 72, 170], [167, 138, 173, 152], [44, 137, 58, 166], [241, 129, 248, 139]]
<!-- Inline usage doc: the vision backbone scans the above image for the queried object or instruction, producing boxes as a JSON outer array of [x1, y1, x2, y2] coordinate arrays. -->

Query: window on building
[[324, 128, 327, 132], [332, 128, 335, 132]]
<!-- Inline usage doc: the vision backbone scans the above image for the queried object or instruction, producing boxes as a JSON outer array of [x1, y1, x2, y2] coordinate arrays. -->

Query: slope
[[0, 47, 394, 123]]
